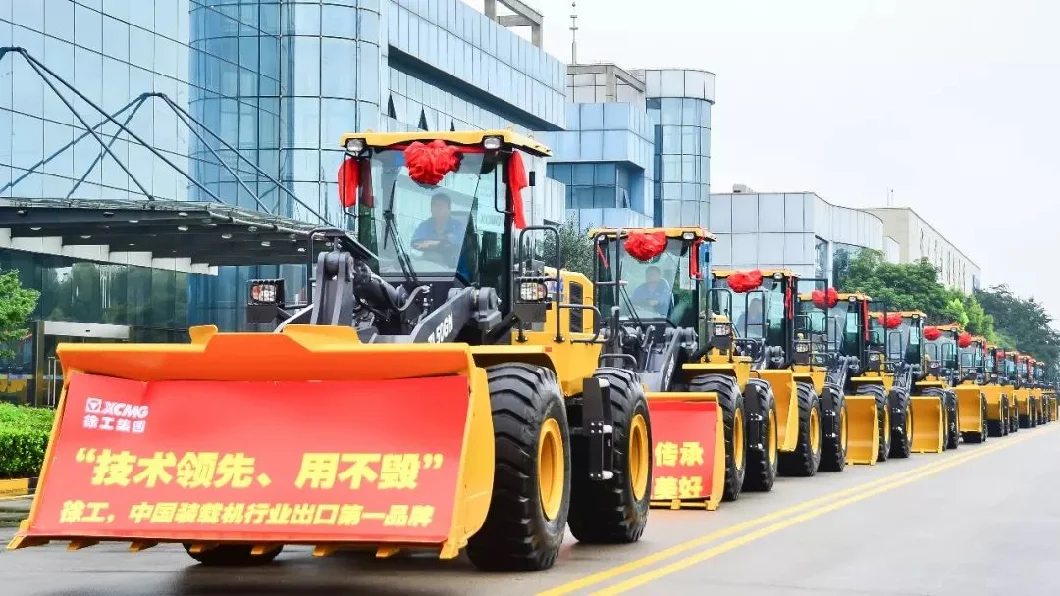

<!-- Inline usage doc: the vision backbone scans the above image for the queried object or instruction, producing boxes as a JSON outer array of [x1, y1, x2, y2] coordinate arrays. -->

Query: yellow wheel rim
[[810, 406, 821, 454], [733, 408, 745, 469], [629, 413, 649, 501], [537, 418, 564, 521], [767, 408, 778, 466], [884, 408, 890, 444], [840, 405, 848, 451]]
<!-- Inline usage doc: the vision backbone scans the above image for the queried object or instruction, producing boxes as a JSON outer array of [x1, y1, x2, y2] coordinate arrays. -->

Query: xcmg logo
[[84, 397, 149, 420]]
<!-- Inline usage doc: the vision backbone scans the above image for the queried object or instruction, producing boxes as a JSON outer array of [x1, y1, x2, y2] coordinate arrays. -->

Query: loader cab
[[710, 269, 798, 369], [885, 311, 926, 376], [958, 336, 987, 383], [246, 130, 555, 340], [590, 227, 713, 343], [794, 288, 871, 370], [924, 324, 961, 383]]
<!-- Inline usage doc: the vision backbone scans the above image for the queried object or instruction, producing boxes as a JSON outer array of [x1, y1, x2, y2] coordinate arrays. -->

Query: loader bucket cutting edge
[[954, 387, 984, 433], [645, 392, 725, 511], [909, 396, 944, 453], [8, 328, 496, 558], [843, 395, 879, 465]]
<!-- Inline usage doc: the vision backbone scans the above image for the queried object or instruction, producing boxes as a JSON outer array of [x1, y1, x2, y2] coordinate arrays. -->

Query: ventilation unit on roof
[[732, 183, 754, 193]]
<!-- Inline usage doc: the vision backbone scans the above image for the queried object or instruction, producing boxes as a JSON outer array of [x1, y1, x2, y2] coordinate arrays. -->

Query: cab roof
[[338, 129, 552, 157], [796, 291, 871, 301], [934, 323, 964, 332], [588, 226, 717, 241], [713, 268, 797, 278], [899, 310, 927, 317]]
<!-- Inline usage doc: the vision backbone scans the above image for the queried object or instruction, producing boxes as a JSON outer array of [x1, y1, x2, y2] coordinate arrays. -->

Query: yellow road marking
[[538, 431, 1040, 596], [589, 428, 1049, 595]]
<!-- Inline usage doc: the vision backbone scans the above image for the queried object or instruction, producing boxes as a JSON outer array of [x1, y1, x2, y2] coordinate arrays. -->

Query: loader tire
[[856, 384, 890, 463], [818, 386, 848, 473], [465, 363, 570, 572], [184, 544, 283, 566], [924, 388, 958, 450], [962, 396, 988, 443], [568, 367, 651, 544], [742, 378, 779, 492], [1009, 399, 1020, 433], [777, 382, 823, 477], [689, 374, 745, 502], [889, 389, 913, 459]]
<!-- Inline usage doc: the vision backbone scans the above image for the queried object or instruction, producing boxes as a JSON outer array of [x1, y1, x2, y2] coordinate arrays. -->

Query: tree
[[0, 269, 40, 361], [975, 284, 1060, 364], [541, 215, 594, 278], [838, 249, 998, 338]]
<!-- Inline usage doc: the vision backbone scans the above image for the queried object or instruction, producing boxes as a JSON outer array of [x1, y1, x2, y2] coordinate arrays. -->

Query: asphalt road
[[3, 424, 1058, 596]]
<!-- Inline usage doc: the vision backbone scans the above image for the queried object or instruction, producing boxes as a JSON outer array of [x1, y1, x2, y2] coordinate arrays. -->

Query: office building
[[862, 206, 980, 293]]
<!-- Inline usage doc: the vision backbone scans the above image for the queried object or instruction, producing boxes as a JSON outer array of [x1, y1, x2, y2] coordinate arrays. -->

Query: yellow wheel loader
[[8, 131, 654, 572], [888, 311, 947, 455], [950, 333, 990, 443], [711, 269, 837, 479], [920, 323, 963, 450], [794, 290, 879, 467], [982, 345, 1015, 436], [1016, 354, 1040, 428], [589, 227, 754, 510]]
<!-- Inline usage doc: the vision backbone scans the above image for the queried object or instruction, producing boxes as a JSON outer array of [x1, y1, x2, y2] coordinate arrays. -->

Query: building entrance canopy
[[0, 198, 329, 274]]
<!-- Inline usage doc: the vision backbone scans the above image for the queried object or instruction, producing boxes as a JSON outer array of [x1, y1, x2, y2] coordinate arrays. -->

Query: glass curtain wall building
[[0, 0, 569, 406]]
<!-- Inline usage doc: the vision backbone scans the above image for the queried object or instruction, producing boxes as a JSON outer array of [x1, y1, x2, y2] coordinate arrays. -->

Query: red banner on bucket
[[647, 399, 722, 509], [22, 372, 470, 544]]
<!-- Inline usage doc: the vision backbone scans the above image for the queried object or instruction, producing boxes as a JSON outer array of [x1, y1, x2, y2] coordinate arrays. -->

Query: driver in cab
[[411, 192, 464, 260], [631, 265, 673, 314]]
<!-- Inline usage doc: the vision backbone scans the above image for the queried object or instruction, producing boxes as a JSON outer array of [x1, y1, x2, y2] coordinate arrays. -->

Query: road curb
[[0, 477, 37, 499]]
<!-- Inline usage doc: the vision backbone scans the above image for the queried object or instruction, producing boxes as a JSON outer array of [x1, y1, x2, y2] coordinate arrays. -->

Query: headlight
[[250, 281, 279, 303], [713, 323, 731, 337], [794, 341, 810, 354], [344, 137, 365, 153], [483, 135, 503, 150], [869, 352, 881, 362], [519, 281, 549, 302]]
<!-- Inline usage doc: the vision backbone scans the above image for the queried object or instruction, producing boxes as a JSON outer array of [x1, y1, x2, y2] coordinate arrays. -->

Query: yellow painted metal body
[[11, 275, 606, 558], [982, 384, 1006, 422], [844, 394, 880, 465], [645, 391, 726, 511], [588, 226, 717, 242], [751, 369, 800, 452], [791, 365, 826, 396], [1014, 387, 1032, 420], [954, 382, 986, 434], [909, 379, 947, 454], [908, 395, 944, 453], [340, 129, 553, 157]]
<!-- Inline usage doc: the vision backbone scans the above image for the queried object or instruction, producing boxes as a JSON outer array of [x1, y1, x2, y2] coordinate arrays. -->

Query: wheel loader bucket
[[646, 392, 725, 511], [843, 395, 879, 465], [909, 396, 944, 453], [954, 386, 984, 434], [754, 370, 799, 452], [7, 325, 495, 561]]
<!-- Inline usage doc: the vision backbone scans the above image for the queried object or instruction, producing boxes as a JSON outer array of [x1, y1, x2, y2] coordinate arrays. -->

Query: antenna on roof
[[570, 2, 579, 64]]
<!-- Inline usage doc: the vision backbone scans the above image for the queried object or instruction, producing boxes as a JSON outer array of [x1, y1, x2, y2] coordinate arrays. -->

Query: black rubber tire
[[778, 382, 822, 477], [184, 544, 283, 566], [689, 374, 745, 502], [923, 388, 958, 450], [743, 378, 778, 492], [963, 396, 988, 443], [568, 367, 651, 544], [465, 363, 570, 572], [1003, 397, 1012, 436], [1010, 397, 1020, 433], [1029, 398, 1038, 428], [856, 384, 890, 463], [818, 385, 848, 473], [889, 389, 913, 459]]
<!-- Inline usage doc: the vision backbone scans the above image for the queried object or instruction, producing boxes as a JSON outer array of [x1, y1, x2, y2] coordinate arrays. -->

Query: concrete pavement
[[1, 425, 1057, 596]]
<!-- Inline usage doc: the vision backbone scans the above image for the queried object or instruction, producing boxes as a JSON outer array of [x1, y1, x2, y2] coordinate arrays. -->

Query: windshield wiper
[[382, 178, 420, 286]]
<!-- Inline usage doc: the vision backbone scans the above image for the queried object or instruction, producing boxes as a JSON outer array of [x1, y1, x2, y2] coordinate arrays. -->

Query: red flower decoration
[[958, 332, 972, 348], [923, 326, 941, 341], [624, 231, 667, 262], [876, 313, 902, 329], [812, 287, 839, 309], [404, 139, 460, 185], [728, 270, 764, 294]]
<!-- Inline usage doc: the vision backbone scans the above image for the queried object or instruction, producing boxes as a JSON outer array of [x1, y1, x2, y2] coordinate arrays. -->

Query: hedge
[[0, 403, 55, 479]]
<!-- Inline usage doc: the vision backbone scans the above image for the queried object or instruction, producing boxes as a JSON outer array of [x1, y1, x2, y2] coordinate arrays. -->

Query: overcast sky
[[467, 0, 1060, 320]]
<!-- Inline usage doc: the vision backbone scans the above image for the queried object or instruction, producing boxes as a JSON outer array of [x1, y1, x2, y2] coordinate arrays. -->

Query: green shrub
[[0, 404, 55, 479]]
